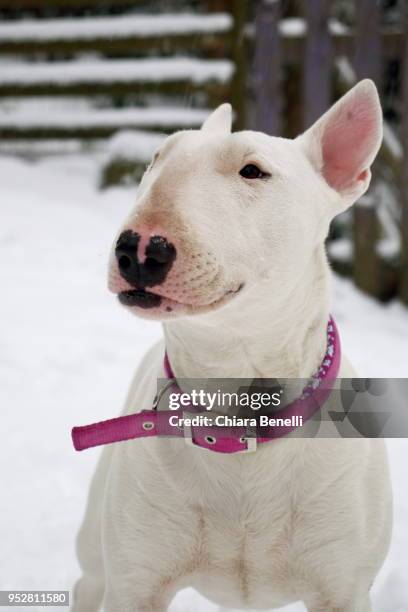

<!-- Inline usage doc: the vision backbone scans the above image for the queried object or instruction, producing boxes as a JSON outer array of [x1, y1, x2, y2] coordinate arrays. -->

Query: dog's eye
[[239, 164, 267, 179]]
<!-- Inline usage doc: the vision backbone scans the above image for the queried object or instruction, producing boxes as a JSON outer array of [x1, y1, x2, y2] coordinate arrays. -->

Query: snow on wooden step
[[105, 130, 166, 162], [0, 57, 233, 86], [0, 138, 90, 155], [0, 13, 232, 42], [0, 106, 210, 129]]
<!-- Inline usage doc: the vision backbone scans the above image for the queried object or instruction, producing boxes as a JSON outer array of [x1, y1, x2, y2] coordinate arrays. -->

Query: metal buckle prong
[[152, 379, 176, 411]]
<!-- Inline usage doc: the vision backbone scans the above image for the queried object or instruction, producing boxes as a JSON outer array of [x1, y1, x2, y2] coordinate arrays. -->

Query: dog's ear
[[201, 103, 232, 134], [297, 79, 383, 209]]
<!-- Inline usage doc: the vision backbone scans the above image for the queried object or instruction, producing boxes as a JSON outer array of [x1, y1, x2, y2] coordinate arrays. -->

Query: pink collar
[[72, 318, 340, 454]]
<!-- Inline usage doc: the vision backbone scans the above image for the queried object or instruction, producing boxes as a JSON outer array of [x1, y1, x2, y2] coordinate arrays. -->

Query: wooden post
[[230, 0, 248, 130], [353, 195, 382, 296], [253, 0, 282, 135], [206, 0, 230, 11], [303, 0, 332, 129], [353, 0, 382, 297], [400, 7, 408, 304], [354, 0, 382, 86]]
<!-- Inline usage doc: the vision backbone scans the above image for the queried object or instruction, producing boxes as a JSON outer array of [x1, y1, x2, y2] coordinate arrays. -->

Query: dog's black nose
[[115, 230, 141, 285], [115, 230, 176, 287]]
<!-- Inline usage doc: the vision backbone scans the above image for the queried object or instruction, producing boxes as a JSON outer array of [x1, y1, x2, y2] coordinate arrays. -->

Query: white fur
[[72, 81, 392, 612]]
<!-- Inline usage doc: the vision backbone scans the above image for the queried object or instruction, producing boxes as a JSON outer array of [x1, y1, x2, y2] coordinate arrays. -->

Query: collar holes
[[142, 421, 155, 431]]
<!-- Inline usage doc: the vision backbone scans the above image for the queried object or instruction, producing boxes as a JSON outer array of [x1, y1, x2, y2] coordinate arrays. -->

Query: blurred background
[[1, 1, 408, 611], [0, 0, 407, 301]]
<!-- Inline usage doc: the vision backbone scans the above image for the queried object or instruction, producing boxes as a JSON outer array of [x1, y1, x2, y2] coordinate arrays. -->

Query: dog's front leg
[[101, 527, 187, 612], [308, 593, 372, 612], [72, 445, 114, 612], [100, 475, 199, 612], [102, 538, 181, 612], [103, 578, 173, 612]]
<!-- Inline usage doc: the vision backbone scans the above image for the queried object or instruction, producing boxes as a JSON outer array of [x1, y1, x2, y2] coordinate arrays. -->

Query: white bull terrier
[[72, 80, 392, 612]]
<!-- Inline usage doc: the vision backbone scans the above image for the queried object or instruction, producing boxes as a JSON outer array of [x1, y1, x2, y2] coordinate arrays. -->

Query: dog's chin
[[116, 284, 244, 320]]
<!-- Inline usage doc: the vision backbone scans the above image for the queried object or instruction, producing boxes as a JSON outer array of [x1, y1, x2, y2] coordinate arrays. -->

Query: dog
[[72, 80, 392, 612]]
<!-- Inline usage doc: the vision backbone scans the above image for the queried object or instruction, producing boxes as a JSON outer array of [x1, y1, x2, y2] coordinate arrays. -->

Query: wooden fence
[[0, 0, 246, 139], [251, 0, 408, 306]]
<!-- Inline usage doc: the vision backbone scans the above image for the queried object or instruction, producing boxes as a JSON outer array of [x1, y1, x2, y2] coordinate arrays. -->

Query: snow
[[0, 138, 91, 155], [0, 96, 95, 113], [358, 192, 376, 208], [0, 13, 232, 42], [0, 105, 211, 129], [0, 57, 234, 86], [105, 129, 166, 162], [383, 122, 404, 161], [1, 155, 408, 611], [279, 17, 349, 37], [376, 183, 401, 260], [377, 238, 400, 260], [327, 18, 350, 36], [246, 17, 349, 40], [336, 55, 357, 87], [328, 238, 353, 262]]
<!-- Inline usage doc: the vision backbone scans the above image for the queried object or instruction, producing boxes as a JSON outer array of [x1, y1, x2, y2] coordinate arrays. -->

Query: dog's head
[[109, 80, 382, 320]]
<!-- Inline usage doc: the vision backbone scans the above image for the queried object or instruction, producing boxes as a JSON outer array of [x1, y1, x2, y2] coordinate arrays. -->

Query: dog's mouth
[[118, 288, 163, 309], [118, 284, 244, 315]]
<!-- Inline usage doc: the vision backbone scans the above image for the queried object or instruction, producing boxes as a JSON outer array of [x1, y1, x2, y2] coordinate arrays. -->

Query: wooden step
[[0, 57, 233, 98], [0, 13, 232, 57], [0, 137, 96, 156], [0, 0, 144, 8], [0, 0, 229, 11], [0, 106, 210, 139]]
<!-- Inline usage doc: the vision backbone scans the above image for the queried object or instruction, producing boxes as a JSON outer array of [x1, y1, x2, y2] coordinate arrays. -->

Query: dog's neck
[[164, 248, 331, 380]]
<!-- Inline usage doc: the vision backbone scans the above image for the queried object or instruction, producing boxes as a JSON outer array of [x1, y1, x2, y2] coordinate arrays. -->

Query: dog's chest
[[109, 435, 380, 609], [167, 443, 305, 607], [189, 469, 300, 606]]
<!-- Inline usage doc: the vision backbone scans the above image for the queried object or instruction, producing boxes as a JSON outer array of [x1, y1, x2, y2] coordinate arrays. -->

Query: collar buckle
[[239, 425, 257, 453], [182, 411, 202, 450], [183, 414, 258, 454]]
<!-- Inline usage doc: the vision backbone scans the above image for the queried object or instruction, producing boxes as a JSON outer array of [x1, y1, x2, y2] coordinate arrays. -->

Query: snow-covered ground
[[1, 154, 407, 611]]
